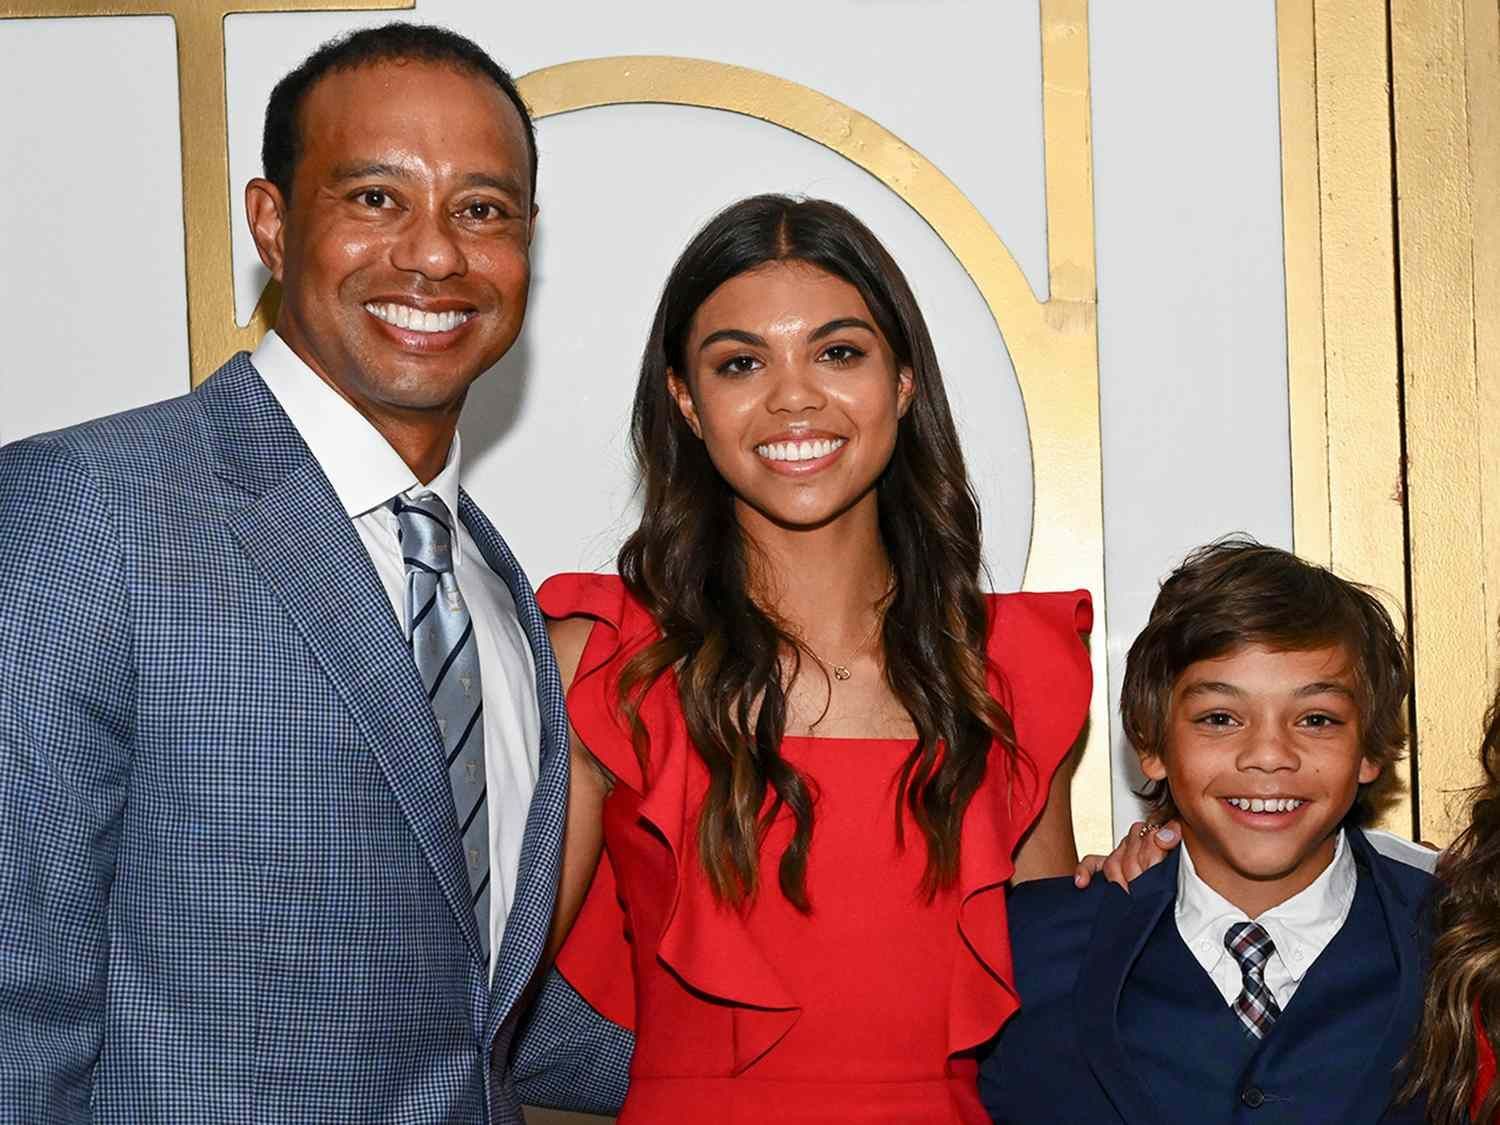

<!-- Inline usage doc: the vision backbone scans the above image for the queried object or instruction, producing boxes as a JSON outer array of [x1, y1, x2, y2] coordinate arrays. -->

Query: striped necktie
[[1225, 920, 1281, 1039], [390, 493, 489, 960]]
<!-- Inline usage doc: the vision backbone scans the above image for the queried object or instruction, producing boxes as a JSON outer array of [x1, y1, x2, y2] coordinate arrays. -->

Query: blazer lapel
[[457, 492, 571, 1040], [1341, 829, 1431, 1122], [203, 356, 485, 965], [1074, 856, 1180, 1125]]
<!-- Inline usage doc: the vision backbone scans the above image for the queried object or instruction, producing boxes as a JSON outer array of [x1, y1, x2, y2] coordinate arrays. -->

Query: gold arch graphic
[[0, 2, 1111, 850], [514, 30, 1108, 849]]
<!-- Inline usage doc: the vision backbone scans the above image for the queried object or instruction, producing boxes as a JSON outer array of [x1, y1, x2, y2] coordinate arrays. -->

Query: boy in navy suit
[[979, 540, 1432, 1124]]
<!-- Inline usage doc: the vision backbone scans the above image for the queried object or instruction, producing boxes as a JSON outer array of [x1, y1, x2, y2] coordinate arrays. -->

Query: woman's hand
[[1073, 819, 1181, 891]]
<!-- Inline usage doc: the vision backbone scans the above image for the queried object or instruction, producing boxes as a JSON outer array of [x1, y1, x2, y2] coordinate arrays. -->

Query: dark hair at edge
[[261, 21, 538, 202], [1119, 537, 1409, 827], [1404, 674, 1500, 1123], [616, 193, 1018, 911]]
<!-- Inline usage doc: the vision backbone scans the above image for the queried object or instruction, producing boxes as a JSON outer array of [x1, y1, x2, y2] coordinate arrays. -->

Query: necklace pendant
[[832, 664, 852, 682]]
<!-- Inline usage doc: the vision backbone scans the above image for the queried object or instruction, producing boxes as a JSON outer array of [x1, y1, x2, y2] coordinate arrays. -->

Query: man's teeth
[[1226, 797, 1306, 813], [364, 303, 472, 333], [754, 437, 846, 463]]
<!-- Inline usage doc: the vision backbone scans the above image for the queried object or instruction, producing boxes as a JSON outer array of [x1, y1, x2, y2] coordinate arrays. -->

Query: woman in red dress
[[1407, 678, 1500, 1124], [540, 195, 1091, 1123]]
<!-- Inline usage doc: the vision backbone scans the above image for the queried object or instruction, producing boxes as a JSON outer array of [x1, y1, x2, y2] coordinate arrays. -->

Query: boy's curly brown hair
[[1120, 538, 1409, 825]]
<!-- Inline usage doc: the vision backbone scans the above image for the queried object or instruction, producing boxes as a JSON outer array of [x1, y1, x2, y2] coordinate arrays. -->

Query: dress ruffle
[[537, 573, 1092, 1070]]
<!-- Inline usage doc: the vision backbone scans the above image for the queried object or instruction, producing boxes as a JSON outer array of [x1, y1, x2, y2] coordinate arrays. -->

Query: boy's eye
[[1197, 711, 1238, 727], [1299, 712, 1344, 729]]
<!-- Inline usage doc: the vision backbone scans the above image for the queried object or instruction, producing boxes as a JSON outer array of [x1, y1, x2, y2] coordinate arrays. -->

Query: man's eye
[[464, 202, 503, 221], [356, 189, 390, 208]]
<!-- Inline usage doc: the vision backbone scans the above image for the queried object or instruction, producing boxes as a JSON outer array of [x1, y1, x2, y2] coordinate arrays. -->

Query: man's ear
[[528, 202, 540, 247], [666, 369, 702, 438], [245, 178, 290, 281], [896, 365, 915, 418]]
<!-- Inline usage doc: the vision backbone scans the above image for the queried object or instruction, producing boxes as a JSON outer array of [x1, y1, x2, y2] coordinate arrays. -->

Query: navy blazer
[[0, 354, 628, 1123], [979, 828, 1433, 1124]]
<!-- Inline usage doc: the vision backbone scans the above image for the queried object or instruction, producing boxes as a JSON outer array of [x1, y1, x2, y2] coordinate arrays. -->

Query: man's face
[[252, 60, 535, 418], [1139, 642, 1380, 916]]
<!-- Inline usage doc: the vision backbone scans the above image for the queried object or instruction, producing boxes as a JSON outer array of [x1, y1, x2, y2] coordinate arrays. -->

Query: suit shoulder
[[2, 387, 210, 492], [1008, 875, 1110, 968]]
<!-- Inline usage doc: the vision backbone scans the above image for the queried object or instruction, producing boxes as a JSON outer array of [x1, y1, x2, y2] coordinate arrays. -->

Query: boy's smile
[[1140, 642, 1381, 917]]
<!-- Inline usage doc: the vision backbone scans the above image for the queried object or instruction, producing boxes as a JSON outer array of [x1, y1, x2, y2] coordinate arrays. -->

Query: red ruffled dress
[[539, 574, 1092, 1124]]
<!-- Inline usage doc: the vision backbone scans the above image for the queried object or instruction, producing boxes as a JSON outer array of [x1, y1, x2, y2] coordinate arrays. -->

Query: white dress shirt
[[1175, 828, 1356, 1012], [252, 330, 539, 967]]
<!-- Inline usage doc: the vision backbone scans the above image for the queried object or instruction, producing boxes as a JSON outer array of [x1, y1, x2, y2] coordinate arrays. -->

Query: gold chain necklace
[[796, 613, 885, 683]]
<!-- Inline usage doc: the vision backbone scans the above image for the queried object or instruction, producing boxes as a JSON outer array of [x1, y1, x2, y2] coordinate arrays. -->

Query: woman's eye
[[820, 343, 865, 366], [716, 355, 761, 376]]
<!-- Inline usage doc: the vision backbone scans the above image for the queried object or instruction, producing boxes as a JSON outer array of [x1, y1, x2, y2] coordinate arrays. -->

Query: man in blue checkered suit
[[0, 23, 629, 1123]]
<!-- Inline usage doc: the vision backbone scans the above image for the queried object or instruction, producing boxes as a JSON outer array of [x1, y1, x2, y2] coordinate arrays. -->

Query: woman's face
[[669, 260, 914, 533]]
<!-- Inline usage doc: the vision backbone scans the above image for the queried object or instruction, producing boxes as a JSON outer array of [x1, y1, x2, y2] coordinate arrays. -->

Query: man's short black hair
[[261, 22, 537, 203]]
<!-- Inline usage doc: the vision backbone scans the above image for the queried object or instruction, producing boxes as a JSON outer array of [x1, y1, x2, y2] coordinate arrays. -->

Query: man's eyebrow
[[458, 171, 527, 197], [808, 317, 877, 342], [329, 161, 414, 184], [699, 329, 767, 351], [1179, 681, 1245, 699], [1295, 681, 1357, 699]]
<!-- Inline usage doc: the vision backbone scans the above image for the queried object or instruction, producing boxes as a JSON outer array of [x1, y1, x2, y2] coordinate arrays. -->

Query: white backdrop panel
[[1092, 2, 1294, 830]]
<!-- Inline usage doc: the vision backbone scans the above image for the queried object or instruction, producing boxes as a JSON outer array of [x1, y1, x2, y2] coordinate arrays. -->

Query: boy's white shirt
[[1174, 829, 1356, 1011]]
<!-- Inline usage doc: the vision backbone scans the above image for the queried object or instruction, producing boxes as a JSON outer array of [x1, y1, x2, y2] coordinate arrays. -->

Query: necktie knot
[[1225, 920, 1276, 973], [390, 493, 455, 575], [1225, 920, 1281, 1038]]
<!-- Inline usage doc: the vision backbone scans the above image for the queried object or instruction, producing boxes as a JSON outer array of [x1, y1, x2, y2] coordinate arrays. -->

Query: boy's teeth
[[754, 437, 846, 462], [1226, 796, 1306, 813], [364, 302, 471, 333]]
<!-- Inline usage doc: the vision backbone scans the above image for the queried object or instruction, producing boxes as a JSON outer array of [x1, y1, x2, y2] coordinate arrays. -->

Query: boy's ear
[[1138, 752, 1168, 782], [1358, 756, 1382, 785]]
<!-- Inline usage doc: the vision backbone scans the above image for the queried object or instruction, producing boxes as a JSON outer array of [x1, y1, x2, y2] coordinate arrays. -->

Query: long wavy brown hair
[[1406, 674, 1500, 1123], [616, 194, 1016, 911]]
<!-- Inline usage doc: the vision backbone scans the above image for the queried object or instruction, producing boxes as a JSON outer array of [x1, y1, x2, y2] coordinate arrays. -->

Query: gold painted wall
[[1280, 0, 1500, 845]]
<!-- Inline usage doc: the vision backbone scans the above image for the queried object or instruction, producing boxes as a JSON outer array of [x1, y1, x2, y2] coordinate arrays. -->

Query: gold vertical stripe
[[1036, 0, 1109, 856], [1466, 0, 1500, 687], [1283, 0, 1412, 833], [1391, 0, 1495, 843], [1278, 0, 1332, 568]]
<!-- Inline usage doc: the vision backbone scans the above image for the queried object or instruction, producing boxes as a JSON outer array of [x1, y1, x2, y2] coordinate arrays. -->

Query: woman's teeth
[[755, 437, 846, 463], [364, 302, 473, 333], [1225, 797, 1306, 813]]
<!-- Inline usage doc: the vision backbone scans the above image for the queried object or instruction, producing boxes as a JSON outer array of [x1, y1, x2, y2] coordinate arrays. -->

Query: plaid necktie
[[1225, 920, 1282, 1039], [390, 493, 489, 960]]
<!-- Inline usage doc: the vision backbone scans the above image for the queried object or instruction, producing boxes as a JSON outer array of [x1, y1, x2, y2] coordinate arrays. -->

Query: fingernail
[[1156, 828, 1177, 844], [1074, 873, 1085, 887]]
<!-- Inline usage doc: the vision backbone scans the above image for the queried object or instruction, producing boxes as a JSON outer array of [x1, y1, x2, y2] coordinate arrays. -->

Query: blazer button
[[1241, 1087, 1265, 1109]]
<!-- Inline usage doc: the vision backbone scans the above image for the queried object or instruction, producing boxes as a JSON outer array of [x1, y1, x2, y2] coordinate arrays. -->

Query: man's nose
[[391, 206, 467, 281]]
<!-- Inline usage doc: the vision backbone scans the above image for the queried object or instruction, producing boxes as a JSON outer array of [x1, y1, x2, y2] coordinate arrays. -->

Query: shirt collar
[[1175, 828, 1355, 983], [250, 329, 461, 519]]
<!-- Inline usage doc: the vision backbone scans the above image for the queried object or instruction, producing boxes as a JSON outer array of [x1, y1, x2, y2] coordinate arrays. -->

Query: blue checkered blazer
[[0, 353, 624, 1123]]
